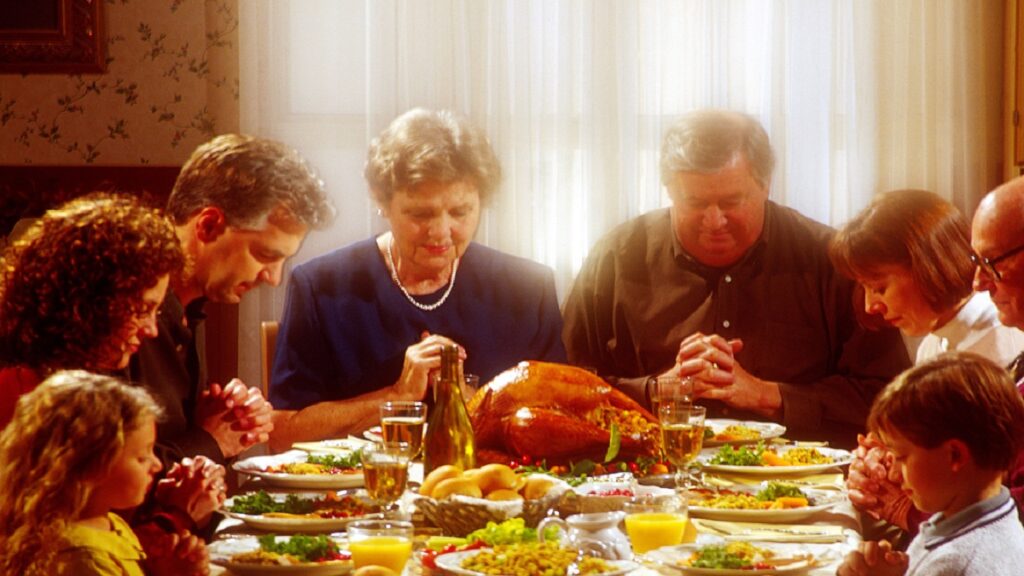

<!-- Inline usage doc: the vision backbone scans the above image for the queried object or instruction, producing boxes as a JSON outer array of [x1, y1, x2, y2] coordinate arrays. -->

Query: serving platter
[[698, 446, 852, 476], [208, 537, 352, 575], [434, 549, 638, 576], [703, 419, 787, 447], [233, 450, 364, 489], [223, 490, 380, 533]]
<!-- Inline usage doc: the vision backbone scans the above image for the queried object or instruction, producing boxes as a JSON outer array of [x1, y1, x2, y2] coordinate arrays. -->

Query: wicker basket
[[414, 481, 569, 537]]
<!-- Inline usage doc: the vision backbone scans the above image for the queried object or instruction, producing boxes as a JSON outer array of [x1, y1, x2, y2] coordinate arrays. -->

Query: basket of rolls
[[414, 463, 570, 536]]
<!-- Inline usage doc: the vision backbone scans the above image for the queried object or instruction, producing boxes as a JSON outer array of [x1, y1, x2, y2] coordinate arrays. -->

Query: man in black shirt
[[131, 134, 333, 464]]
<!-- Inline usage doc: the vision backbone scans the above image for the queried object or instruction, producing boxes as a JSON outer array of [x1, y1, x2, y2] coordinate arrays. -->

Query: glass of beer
[[650, 375, 693, 417], [379, 400, 426, 458], [360, 441, 411, 515], [348, 519, 414, 572], [659, 401, 706, 489]]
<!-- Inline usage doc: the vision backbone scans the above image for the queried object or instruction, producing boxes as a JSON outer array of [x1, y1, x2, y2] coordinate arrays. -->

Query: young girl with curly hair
[[0, 371, 207, 575], [0, 192, 184, 426]]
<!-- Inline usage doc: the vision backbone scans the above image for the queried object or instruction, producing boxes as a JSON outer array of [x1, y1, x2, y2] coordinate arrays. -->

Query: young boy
[[837, 352, 1024, 576]]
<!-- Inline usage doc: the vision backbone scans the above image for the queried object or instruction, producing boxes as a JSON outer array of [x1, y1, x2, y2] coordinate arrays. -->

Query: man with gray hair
[[562, 109, 910, 447], [131, 133, 334, 465]]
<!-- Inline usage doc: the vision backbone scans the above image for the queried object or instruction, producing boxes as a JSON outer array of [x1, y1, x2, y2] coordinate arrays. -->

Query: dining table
[[209, 434, 862, 576]]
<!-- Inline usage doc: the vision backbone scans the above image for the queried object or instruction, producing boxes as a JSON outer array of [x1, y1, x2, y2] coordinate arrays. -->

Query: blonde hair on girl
[[0, 370, 162, 575]]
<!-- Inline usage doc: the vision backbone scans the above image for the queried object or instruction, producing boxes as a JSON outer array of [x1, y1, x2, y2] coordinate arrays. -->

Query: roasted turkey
[[465, 361, 661, 464]]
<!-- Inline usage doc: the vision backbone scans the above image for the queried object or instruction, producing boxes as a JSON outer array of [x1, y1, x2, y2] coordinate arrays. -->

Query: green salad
[[256, 534, 345, 563], [465, 517, 553, 545], [229, 490, 315, 515], [708, 442, 765, 466], [756, 482, 806, 501]]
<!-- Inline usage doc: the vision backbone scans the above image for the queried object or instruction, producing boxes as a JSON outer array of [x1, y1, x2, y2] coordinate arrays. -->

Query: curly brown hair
[[0, 370, 162, 575], [0, 193, 184, 371]]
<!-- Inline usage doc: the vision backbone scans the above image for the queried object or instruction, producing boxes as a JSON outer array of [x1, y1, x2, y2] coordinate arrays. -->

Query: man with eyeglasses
[[971, 175, 1024, 382], [968, 175, 1024, 533]]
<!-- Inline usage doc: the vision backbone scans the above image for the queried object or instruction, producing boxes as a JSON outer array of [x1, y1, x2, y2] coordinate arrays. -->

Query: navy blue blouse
[[270, 238, 567, 409]]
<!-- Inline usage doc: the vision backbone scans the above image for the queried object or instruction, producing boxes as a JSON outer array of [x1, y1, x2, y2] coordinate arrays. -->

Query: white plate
[[233, 450, 364, 489], [698, 446, 852, 476], [362, 426, 383, 443], [223, 491, 380, 533], [687, 487, 846, 523], [208, 537, 352, 575], [703, 419, 786, 447], [434, 549, 638, 575], [648, 541, 826, 575], [293, 438, 370, 455]]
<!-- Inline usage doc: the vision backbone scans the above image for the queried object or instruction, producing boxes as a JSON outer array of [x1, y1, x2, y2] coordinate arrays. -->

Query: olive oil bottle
[[423, 344, 476, 473]]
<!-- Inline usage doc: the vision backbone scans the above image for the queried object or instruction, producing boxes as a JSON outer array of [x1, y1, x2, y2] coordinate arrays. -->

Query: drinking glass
[[622, 494, 689, 555], [379, 401, 426, 458], [360, 441, 411, 515], [659, 401, 706, 489], [460, 373, 482, 401], [347, 519, 414, 572], [432, 373, 482, 403], [650, 375, 693, 416]]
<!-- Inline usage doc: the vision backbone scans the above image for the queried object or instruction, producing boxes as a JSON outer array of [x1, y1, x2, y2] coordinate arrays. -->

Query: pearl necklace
[[385, 235, 459, 311]]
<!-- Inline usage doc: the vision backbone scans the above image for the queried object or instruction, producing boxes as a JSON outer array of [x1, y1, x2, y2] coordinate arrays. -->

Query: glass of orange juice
[[623, 494, 689, 555], [347, 519, 414, 572]]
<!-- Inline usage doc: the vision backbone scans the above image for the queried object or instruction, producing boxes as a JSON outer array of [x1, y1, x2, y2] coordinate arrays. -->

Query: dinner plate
[[434, 549, 638, 575], [233, 450, 364, 489], [703, 419, 786, 447], [647, 541, 825, 575], [208, 537, 352, 575], [362, 426, 383, 443], [292, 438, 370, 455], [687, 487, 846, 523], [223, 491, 380, 533], [698, 446, 852, 476]]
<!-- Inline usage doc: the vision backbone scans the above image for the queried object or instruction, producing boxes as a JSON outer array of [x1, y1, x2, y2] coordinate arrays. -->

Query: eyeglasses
[[970, 242, 1024, 281]]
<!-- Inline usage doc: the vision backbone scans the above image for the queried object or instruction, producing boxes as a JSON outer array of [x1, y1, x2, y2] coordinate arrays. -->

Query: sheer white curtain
[[235, 0, 1003, 386]]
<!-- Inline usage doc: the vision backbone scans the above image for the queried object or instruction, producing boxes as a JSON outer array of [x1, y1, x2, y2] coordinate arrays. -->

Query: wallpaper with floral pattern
[[0, 0, 239, 165]]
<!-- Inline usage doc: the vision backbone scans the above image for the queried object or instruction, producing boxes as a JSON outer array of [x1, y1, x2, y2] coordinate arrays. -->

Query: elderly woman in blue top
[[269, 108, 567, 448]]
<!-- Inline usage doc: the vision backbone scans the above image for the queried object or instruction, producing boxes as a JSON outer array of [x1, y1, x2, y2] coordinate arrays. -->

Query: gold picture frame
[[0, 0, 104, 74]]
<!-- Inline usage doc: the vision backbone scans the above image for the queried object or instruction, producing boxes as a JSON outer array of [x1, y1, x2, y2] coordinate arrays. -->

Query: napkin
[[692, 518, 846, 543], [704, 472, 846, 490]]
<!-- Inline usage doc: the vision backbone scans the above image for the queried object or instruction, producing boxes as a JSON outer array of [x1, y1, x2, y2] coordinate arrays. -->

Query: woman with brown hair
[[830, 188, 1023, 365], [0, 192, 184, 426]]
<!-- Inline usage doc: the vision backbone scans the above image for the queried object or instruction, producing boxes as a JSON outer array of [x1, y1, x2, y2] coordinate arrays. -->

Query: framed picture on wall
[[0, 0, 104, 74]]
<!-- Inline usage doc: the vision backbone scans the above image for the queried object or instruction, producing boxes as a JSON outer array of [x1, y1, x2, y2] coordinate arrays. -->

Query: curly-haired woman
[[0, 193, 185, 427]]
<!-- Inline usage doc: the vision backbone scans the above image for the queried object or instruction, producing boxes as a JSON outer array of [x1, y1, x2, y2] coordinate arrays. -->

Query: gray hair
[[659, 109, 775, 189], [168, 134, 335, 230], [364, 108, 502, 205]]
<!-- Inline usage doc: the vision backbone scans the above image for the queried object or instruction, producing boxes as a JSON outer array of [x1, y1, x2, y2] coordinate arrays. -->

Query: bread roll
[[432, 476, 483, 500], [485, 488, 524, 501], [468, 463, 518, 494], [521, 476, 556, 500], [420, 464, 462, 497]]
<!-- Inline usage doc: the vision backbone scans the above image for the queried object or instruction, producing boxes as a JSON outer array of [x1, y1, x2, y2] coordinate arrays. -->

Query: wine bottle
[[423, 344, 476, 473]]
